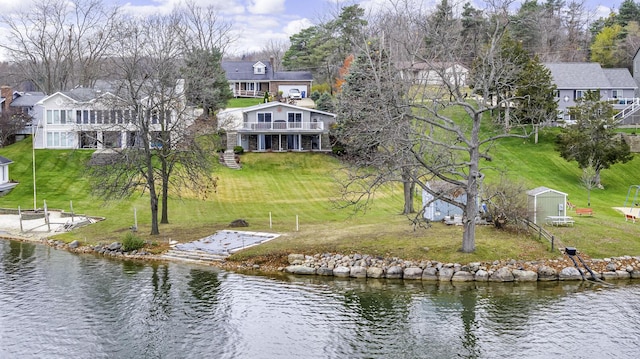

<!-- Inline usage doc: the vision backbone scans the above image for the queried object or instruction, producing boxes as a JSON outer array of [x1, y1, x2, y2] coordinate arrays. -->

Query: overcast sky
[[0, 0, 626, 56]]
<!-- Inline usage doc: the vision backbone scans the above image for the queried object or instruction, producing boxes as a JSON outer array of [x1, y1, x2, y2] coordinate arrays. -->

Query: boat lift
[[564, 247, 614, 286]]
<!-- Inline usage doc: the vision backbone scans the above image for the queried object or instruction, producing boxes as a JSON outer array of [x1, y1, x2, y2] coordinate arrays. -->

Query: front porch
[[235, 133, 331, 152], [230, 82, 269, 98]]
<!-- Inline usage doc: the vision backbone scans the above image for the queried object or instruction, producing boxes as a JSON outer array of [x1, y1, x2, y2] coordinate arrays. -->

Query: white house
[[398, 62, 469, 87], [218, 101, 336, 152], [33, 81, 189, 149]]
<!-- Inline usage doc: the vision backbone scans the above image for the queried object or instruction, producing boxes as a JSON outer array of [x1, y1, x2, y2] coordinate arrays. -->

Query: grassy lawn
[[2, 128, 640, 264], [226, 98, 264, 108]]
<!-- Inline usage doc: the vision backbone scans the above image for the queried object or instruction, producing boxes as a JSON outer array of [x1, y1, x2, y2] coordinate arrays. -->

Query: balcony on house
[[240, 120, 324, 132]]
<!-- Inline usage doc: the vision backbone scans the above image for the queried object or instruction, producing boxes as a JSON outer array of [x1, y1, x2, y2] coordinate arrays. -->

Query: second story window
[[46, 109, 70, 124], [257, 112, 272, 123]]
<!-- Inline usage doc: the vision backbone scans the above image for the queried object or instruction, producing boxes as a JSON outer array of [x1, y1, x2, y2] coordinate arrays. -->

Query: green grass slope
[[2, 129, 640, 262]]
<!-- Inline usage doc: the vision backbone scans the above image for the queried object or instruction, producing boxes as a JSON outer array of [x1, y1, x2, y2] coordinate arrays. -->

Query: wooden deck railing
[[234, 90, 265, 98], [241, 122, 324, 131]]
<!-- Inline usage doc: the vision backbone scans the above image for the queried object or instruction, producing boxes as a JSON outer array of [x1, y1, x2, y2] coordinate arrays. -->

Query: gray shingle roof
[[222, 60, 312, 81], [603, 68, 637, 88], [62, 88, 100, 102], [11, 92, 46, 107], [544, 63, 636, 90]]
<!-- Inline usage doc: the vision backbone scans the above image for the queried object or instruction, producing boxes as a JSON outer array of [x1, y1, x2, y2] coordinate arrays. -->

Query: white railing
[[242, 122, 324, 131], [234, 89, 265, 98], [612, 98, 640, 122]]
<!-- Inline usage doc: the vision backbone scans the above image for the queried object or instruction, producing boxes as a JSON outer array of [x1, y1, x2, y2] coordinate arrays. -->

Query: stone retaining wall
[[283, 253, 640, 282]]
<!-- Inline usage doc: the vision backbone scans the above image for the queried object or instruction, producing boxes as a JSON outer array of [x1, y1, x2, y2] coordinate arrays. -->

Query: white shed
[[526, 186, 568, 224]]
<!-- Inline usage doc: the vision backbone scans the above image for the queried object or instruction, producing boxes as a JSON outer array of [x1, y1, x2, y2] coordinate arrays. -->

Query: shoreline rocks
[[283, 253, 640, 282]]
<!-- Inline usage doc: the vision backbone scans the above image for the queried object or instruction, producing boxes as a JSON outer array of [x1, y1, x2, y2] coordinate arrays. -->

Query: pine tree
[[513, 55, 557, 125], [556, 91, 633, 187]]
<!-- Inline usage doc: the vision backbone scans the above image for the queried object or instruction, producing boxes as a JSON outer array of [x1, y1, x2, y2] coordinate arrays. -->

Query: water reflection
[[1, 240, 640, 359]]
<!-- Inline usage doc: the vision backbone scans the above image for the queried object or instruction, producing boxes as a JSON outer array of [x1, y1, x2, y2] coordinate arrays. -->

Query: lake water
[[1, 239, 640, 358]]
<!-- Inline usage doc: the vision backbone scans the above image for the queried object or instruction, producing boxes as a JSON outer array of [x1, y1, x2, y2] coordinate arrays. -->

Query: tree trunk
[[161, 159, 169, 224], [149, 184, 160, 235], [146, 148, 160, 235], [594, 169, 602, 188], [161, 178, 169, 224], [401, 167, 414, 214], [462, 116, 482, 253]]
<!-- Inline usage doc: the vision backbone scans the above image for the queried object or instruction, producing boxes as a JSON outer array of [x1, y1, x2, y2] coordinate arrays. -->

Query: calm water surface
[[1, 240, 640, 358]]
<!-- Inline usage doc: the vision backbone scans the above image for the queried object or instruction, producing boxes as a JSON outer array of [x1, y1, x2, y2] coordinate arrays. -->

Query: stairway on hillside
[[222, 150, 241, 169]]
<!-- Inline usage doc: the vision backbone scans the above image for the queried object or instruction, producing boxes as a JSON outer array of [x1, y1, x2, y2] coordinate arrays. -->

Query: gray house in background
[[1, 85, 46, 140], [544, 63, 638, 124], [222, 60, 313, 99]]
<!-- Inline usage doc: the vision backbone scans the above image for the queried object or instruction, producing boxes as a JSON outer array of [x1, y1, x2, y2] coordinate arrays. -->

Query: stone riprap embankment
[[283, 253, 640, 282], [47, 239, 156, 261]]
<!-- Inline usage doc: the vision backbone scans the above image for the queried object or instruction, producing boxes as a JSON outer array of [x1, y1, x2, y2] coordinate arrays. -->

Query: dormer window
[[253, 61, 266, 75]]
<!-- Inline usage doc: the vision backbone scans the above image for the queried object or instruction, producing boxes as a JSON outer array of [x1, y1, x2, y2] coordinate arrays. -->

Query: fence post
[[551, 235, 555, 252]]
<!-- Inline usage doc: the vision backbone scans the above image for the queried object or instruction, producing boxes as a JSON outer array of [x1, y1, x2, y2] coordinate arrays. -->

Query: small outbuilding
[[526, 186, 568, 224], [422, 181, 465, 222]]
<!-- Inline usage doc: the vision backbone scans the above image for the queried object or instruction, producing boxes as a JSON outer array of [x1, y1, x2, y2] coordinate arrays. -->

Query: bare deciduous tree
[[0, 0, 121, 94], [0, 110, 31, 147], [88, 14, 216, 235], [334, 1, 548, 253]]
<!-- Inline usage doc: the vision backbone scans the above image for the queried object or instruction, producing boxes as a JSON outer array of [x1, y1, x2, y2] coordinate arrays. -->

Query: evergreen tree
[[618, 0, 640, 26], [556, 91, 633, 187], [282, 5, 367, 92], [513, 55, 557, 126], [182, 48, 232, 117]]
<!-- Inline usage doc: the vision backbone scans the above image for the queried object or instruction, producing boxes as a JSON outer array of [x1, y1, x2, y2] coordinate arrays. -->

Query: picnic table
[[546, 215, 575, 226]]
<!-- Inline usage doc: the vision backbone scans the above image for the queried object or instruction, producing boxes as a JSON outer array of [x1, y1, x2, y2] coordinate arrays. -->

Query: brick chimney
[[1, 86, 12, 112]]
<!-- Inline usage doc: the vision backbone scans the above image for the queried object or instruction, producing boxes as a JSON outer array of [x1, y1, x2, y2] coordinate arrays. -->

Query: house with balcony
[[33, 81, 188, 149], [544, 63, 638, 124], [218, 102, 336, 153], [222, 59, 313, 99]]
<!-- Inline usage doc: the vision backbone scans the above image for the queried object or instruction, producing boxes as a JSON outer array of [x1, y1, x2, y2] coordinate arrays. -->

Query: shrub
[[311, 83, 331, 94], [122, 232, 145, 252], [233, 145, 244, 154], [310, 91, 321, 102]]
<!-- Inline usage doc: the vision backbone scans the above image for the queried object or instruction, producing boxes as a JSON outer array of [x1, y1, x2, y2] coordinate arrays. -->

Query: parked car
[[289, 89, 302, 100]]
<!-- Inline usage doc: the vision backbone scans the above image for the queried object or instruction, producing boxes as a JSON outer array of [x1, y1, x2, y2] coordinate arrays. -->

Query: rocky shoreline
[[5, 233, 640, 282], [282, 253, 640, 282]]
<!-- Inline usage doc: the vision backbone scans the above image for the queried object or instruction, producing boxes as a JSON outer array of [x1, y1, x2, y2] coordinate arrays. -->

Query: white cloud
[[594, 5, 614, 20], [283, 18, 314, 36], [247, 0, 286, 15]]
